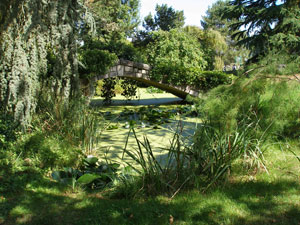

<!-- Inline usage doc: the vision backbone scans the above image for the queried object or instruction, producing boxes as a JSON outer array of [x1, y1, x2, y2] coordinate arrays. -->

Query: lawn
[[1, 141, 300, 225]]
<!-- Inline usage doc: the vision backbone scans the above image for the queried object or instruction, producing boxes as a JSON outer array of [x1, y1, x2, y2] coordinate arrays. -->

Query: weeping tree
[[0, 0, 93, 127]]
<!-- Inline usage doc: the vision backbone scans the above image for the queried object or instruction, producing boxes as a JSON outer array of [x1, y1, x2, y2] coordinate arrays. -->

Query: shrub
[[23, 133, 82, 169], [197, 77, 300, 139]]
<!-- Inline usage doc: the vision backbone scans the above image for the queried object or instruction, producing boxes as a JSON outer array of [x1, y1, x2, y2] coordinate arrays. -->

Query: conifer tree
[[0, 0, 93, 126], [224, 0, 300, 59]]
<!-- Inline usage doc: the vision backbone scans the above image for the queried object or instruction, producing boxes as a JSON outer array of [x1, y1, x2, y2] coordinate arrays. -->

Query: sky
[[139, 0, 219, 27]]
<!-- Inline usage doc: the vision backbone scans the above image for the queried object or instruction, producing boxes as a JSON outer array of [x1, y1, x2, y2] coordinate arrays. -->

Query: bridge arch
[[93, 59, 199, 99]]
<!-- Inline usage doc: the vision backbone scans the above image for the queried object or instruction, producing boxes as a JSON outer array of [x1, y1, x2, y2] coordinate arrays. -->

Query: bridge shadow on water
[[90, 97, 183, 107]]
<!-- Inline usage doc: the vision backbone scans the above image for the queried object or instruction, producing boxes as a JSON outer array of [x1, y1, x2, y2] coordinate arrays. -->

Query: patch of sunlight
[[10, 206, 33, 224]]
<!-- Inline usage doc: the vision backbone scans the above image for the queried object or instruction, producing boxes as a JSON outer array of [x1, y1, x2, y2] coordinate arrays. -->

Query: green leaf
[[76, 174, 101, 185], [84, 157, 99, 166]]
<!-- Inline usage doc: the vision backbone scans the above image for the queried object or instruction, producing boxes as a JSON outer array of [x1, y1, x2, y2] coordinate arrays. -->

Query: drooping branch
[[0, 0, 93, 126]]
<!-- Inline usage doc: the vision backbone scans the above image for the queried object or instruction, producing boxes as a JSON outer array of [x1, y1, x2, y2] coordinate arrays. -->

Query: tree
[[184, 26, 228, 70], [134, 4, 185, 46], [143, 4, 185, 32], [0, 0, 93, 126], [201, 0, 250, 67], [87, 0, 140, 41], [201, 0, 233, 35], [223, 0, 300, 60], [80, 0, 142, 101], [145, 29, 207, 86]]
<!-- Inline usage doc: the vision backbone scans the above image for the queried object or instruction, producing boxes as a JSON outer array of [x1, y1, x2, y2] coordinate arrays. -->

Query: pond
[[90, 88, 201, 164]]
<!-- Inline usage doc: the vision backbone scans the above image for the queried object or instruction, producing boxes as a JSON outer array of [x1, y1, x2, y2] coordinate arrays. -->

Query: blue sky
[[139, 0, 219, 27]]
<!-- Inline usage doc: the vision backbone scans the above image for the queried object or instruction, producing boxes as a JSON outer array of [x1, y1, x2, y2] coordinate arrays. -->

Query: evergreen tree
[[201, 0, 233, 36], [224, 0, 300, 59], [88, 0, 140, 40], [143, 4, 185, 32], [0, 0, 93, 126], [135, 4, 185, 46]]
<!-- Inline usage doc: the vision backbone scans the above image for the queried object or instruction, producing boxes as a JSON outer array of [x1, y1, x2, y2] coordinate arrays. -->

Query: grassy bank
[[1, 140, 299, 225]]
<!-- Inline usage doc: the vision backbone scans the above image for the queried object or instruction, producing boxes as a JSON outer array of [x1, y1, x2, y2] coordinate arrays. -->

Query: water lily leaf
[[84, 157, 98, 166], [107, 125, 119, 130], [77, 173, 101, 185]]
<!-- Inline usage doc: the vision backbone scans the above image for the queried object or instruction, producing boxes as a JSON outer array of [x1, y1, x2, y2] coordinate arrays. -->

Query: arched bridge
[[93, 59, 199, 99]]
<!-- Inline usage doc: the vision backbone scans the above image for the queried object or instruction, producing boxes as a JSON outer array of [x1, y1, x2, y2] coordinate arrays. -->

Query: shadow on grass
[[2, 174, 300, 225]]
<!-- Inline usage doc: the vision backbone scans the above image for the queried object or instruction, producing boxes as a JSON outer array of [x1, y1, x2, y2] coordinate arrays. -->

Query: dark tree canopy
[[223, 0, 300, 58], [201, 0, 233, 35], [134, 4, 185, 47]]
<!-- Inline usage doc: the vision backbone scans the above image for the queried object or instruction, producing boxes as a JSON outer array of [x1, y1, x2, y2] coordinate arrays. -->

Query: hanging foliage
[[0, 0, 94, 127], [101, 78, 117, 104], [121, 78, 138, 100]]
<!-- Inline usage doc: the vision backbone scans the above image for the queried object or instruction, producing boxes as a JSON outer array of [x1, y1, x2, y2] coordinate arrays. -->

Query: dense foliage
[[223, 0, 300, 60], [197, 77, 300, 138], [0, 0, 94, 126], [143, 4, 185, 32], [184, 26, 228, 70], [201, 0, 250, 67], [135, 4, 185, 46], [145, 29, 207, 85]]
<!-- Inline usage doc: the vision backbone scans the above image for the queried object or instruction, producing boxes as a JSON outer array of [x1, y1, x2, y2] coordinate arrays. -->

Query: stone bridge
[[93, 59, 199, 99]]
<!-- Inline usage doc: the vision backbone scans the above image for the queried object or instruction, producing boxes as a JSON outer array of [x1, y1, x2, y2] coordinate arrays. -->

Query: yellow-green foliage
[[95, 79, 126, 96], [199, 77, 300, 138]]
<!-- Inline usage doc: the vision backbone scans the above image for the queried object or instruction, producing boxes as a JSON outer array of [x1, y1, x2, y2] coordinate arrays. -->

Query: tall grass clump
[[119, 123, 193, 198], [197, 77, 300, 139], [191, 118, 268, 190], [21, 93, 103, 169], [117, 118, 267, 197]]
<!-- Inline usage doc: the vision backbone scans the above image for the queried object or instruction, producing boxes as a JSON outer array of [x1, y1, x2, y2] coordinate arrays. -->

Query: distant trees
[[184, 26, 227, 70], [87, 0, 140, 40], [201, 0, 249, 67], [135, 4, 185, 45], [143, 4, 185, 32], [201, 0, 233, 36]]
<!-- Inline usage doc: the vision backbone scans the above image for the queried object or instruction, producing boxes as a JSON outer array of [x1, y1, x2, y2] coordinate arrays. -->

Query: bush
[[191, 69, 236, 92], [23, 133, 82, 169], [197, 77, 300, 139]]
